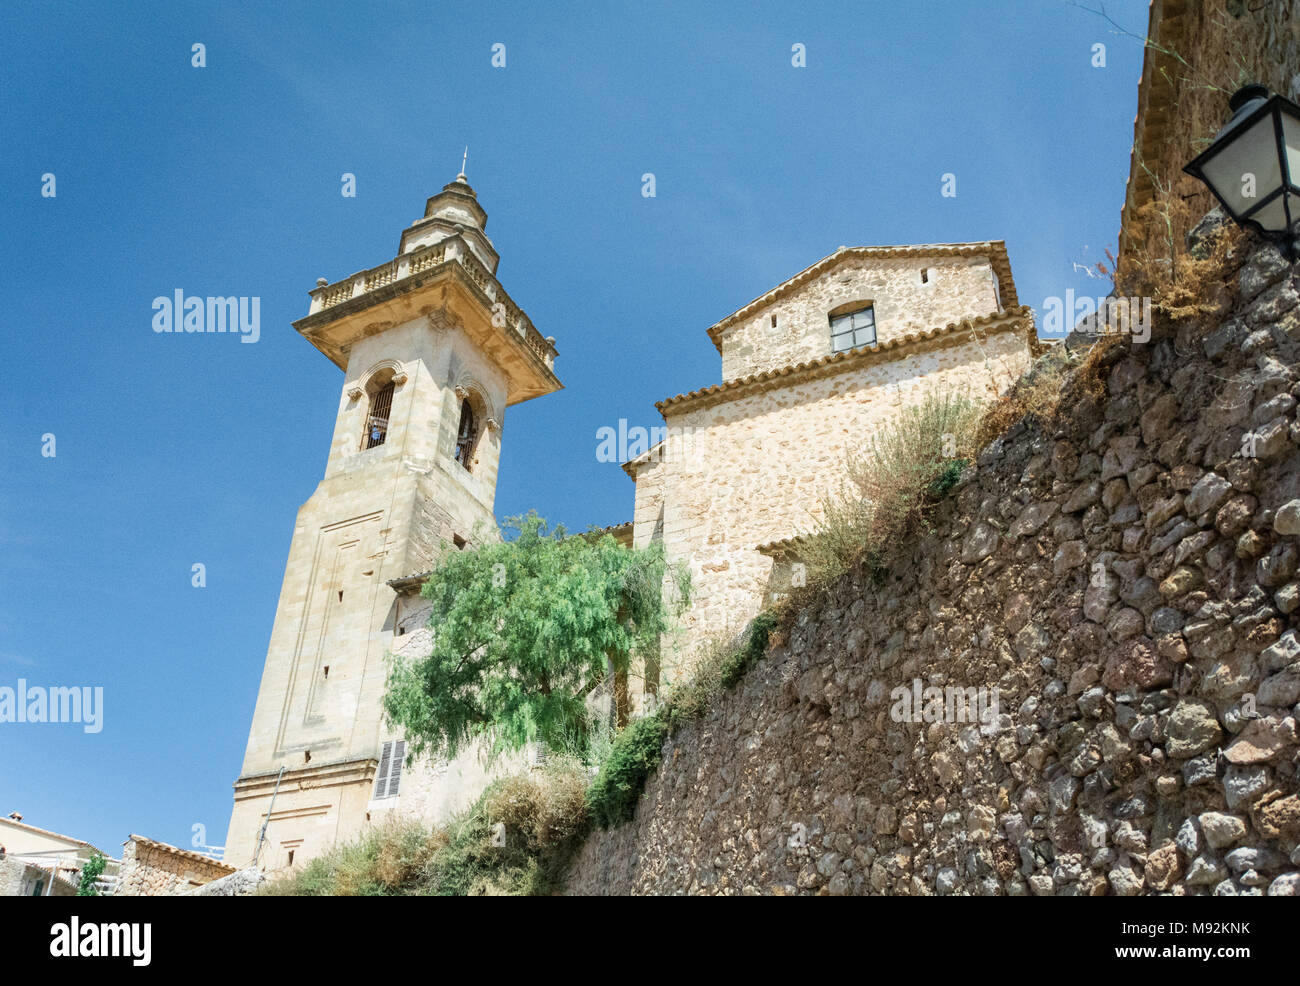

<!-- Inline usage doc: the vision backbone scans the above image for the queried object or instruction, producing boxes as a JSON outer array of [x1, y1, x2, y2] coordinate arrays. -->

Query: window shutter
[[387, 740, 406, 796], [373, 741, 393, 798], [373, 740, 406, 798]]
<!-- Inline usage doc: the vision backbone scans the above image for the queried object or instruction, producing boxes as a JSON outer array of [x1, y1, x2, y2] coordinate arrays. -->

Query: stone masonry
[[566, 234, 1300, 895], [116, 835, 236, 896], [225, 173, 562, 872], [628, 243, 1038, 682]]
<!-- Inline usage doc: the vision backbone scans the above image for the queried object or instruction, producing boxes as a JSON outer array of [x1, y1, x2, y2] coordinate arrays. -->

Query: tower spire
[[457, 146, 468, 183]]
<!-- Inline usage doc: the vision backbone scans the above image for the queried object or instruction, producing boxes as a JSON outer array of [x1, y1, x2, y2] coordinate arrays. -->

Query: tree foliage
[[76, 852, 106, 896], [383, 513, 690, 763]]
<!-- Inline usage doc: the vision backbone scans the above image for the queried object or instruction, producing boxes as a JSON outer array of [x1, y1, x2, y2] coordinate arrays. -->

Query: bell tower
[[224, 171, 561, 869]]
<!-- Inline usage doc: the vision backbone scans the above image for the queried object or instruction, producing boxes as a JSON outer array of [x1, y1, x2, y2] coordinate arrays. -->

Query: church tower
[[224, 171, 561, 869]]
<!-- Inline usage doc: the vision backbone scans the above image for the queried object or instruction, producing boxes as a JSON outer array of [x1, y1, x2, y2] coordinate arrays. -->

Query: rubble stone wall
[[566, 238, 1300, 895]]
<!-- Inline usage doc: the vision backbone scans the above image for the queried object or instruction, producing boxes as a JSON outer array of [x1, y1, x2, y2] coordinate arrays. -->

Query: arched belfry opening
[[363, 369, 397, 450], [454, 397, 477, 471]]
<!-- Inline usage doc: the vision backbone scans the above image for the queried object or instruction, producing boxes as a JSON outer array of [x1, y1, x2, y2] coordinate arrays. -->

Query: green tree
[[76, 852, 106, 896], [384, 513, 689, 763]]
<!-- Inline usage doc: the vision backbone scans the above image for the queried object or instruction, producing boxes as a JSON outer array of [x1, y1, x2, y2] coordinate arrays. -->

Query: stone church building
[[225, 175, 1040, 871], [624, 243, 1042, 681]]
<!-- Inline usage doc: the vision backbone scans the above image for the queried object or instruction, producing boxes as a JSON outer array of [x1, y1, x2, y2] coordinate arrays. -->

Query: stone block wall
[[718, 253, 1002, 381], [0, 857, 75, 896], [1118, 0, 1300, 277], [643, 321, 1032, 678], [116, 836, 235, 896], [566, 236, 1300, 895]]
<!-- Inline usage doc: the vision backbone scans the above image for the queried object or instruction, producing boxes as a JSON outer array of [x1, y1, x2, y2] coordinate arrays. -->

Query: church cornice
[[652, 306, 1041, 421], [292, 235, 561, 405]]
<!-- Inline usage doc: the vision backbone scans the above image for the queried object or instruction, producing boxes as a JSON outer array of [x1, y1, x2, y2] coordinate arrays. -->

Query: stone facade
[[0, 857, 75, 896], [628, 244, 1037, 682], [225, 174, 561, 872], [116, 835, 235, 896], [713, 246, 1013, 380], [566, 234, 1300, 895]]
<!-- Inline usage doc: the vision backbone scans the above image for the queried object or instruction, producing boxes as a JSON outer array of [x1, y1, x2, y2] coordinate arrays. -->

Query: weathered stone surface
[[562, 236, 1300, 896], [1224, 766, 1273, 811], [184, 867, 266, 896], [1144, 843, 1182, 891], [1184, 472, 1232, 518], [1224, 717, 1296, 764], [1199, 812, 1248, 851], [1164, 700, 1223, 759], [961, 523, 999, 564], [1258, 667, 1300, 708], [1253, 794, 1300, 842]]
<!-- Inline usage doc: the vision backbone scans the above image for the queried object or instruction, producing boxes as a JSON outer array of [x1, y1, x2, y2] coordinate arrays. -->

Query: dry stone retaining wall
[[566, 236, 1300, 895]]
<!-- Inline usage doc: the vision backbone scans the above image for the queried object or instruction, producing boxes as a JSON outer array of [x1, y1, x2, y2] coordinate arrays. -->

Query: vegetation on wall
[[796, 390, 983, 599], [1073, 0, 1277, 276], [586, 609, 779, 828], [586, 711, 670, 829], [261, 761, 590, 896], [383, 512, 690, 764]]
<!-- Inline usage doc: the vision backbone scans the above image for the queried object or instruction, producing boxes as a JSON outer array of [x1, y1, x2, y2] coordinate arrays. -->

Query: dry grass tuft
[[797, 389, 984, 594]]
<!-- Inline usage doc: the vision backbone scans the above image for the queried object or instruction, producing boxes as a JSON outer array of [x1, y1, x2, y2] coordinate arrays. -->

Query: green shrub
[[719, 611, 778, 689], [261, 760, 589, 896], [585, 610, 780, 829], [586, 711, 670, 829], [76, 852, 106, 896], [927, 458, 968, 499]]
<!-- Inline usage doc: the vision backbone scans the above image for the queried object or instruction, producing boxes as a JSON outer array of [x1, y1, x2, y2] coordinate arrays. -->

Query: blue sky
[[0, 0, 1148, 857]]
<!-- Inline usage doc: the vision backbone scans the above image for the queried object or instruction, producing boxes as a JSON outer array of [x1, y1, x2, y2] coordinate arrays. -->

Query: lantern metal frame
[[1183, 83, 1300, 261]]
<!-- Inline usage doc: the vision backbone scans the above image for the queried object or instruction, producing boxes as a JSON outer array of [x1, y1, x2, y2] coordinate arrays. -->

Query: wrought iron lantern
[[1183, 83, 1300, 260]]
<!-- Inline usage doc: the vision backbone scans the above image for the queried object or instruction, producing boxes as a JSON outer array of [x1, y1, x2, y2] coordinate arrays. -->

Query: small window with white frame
[[829, 304, 876, 353]]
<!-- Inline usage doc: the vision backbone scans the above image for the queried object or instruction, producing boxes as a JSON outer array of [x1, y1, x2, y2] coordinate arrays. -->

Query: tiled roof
[[705, 241, 1019, 354], [656, 306, 1037, 417], [584, 521, 633, 539], [126, 834, 236, 873], [755, 534, 812, 556], [0, 815, 106, 856]]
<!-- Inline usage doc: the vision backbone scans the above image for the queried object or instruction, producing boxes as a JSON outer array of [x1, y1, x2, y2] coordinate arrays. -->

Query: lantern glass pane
[[1282, 110, 1300, 188], [1199, 114, 1283, 223], [1251, 195, 1290, 235]]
